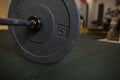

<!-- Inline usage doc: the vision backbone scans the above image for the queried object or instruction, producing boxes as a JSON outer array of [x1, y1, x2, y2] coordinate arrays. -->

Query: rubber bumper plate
[[8, 0, 80, 64]]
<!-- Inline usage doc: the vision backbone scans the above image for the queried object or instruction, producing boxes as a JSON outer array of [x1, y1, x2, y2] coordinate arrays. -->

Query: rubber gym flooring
[[0, 30, 120, 80]]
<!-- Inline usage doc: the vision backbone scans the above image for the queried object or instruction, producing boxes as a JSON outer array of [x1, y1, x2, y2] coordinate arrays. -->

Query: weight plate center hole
[[28, 16, 42, 32]]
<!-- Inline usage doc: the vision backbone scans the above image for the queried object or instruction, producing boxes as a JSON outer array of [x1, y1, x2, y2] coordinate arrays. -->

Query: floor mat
[[98, 38, 120, 44], [0, 31, 120, 80]]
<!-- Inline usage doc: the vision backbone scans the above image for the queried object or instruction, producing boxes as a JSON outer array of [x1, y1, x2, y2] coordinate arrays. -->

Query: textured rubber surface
[[0, 31, 120, 80]]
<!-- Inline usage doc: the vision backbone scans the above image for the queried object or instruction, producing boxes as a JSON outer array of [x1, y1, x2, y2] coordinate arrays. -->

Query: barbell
[[0, 0, 80, 64]]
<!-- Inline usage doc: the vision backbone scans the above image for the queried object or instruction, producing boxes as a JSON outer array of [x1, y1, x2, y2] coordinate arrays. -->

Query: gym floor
[[0, 31, 120, 80]]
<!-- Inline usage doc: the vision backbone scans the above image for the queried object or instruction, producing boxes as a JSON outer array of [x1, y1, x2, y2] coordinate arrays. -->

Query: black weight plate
[[8, 0, 80, 63]]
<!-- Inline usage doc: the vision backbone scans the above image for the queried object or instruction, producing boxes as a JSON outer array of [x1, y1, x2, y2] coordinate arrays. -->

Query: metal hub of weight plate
[[8, 0, 80, 63]]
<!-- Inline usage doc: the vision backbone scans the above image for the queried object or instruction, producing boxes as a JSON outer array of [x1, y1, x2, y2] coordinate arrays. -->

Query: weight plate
[[8, 0, 80, 63]]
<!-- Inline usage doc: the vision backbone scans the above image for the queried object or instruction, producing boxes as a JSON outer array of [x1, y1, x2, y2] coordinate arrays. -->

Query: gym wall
[[0, 0, 7, 30], [93, 0, 116, 20]]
